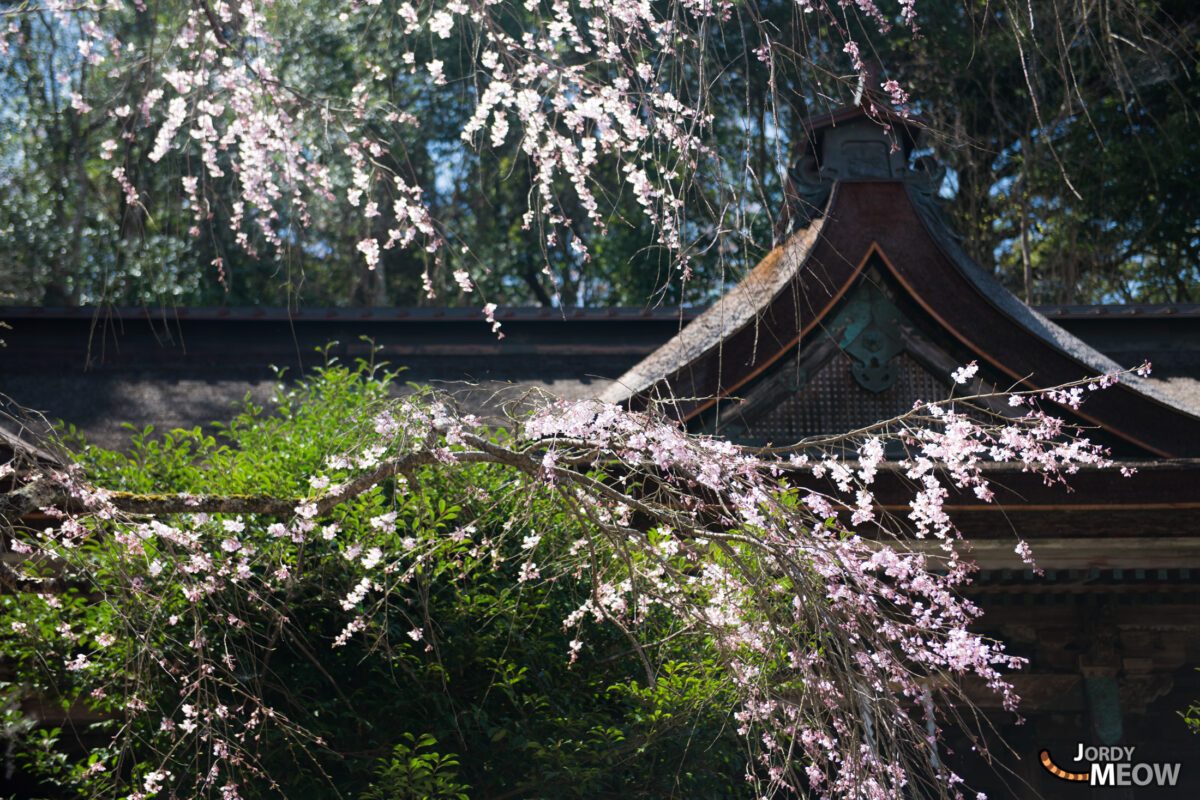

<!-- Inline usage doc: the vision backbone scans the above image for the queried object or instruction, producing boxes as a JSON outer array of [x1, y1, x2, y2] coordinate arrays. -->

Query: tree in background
[[842, 0, 1200, 304], [3, 0, 1195, 310]]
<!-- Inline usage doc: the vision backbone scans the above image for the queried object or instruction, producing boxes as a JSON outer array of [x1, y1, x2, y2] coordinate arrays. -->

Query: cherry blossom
[[20, 0, 915, 329]]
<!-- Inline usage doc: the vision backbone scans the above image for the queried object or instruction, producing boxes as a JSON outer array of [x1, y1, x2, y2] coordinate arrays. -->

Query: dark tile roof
[[0, 307, 695, 451]]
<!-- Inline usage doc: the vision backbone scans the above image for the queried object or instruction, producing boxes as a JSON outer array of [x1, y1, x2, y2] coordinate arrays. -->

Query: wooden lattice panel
[[741, 351, 950, 442]]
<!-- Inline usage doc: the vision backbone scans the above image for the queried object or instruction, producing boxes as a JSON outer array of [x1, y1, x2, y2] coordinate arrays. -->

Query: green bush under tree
[[1, 357, 748, 799]]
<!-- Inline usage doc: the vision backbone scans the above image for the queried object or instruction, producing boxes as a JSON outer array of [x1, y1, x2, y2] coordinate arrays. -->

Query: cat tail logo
[[1039, 750, 1088, 782]]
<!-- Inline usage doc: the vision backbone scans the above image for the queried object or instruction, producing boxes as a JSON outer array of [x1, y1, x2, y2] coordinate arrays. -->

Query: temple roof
[[1, 298, 1198, 458], [601, 106, 1200, 458]]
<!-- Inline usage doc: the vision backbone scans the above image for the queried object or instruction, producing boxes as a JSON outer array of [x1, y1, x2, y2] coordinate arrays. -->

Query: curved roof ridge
[[905, 186, 1197, 418]]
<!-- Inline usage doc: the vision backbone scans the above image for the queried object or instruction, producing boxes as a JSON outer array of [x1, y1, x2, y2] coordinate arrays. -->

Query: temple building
[[4, 103, 1200, 796]]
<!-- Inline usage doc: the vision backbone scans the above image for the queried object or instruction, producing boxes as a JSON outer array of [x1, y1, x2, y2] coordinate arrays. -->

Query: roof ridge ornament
[[774, 101, 942, 245]]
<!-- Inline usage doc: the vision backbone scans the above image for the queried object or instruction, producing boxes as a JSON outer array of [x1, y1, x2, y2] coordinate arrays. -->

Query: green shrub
[[2, 355, 748, 799]]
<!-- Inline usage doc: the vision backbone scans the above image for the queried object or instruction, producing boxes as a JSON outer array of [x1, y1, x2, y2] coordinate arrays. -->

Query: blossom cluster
[[15, 0, 918, 328]]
